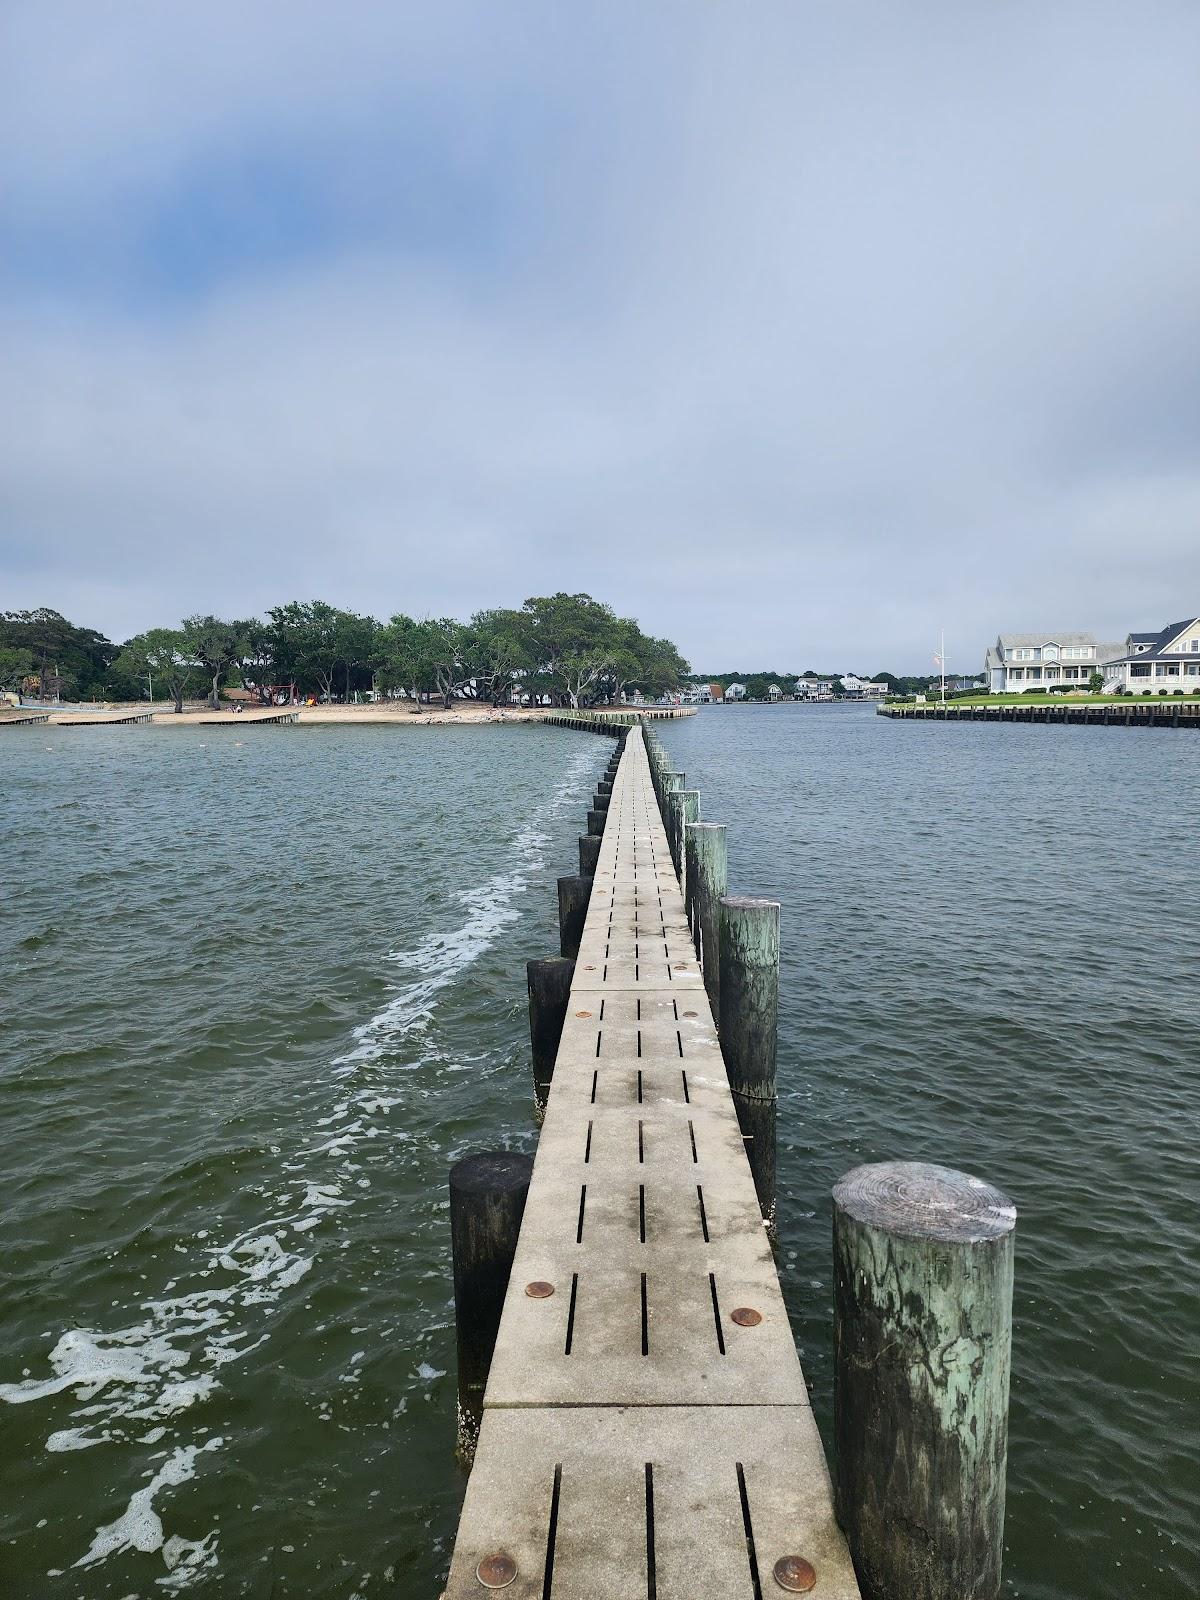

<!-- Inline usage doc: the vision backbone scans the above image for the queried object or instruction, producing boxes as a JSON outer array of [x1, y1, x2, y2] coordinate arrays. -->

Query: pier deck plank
[[445, 726, 860, 1598]]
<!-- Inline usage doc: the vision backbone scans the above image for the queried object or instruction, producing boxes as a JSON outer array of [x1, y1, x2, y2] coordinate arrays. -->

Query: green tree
[[0, 608, 117, 700], [374, 614, 438, 705], [334, 612, 380, 704], [467, 608, 531, 706], [1088, 671, 1104, 693], [114, 630, 198, 713], [631, 634, 690, 701], [0, 646, 34, 692], [181, 615, 255, 708], [265, 601, 355, 701], [518, 592, 622, 708]]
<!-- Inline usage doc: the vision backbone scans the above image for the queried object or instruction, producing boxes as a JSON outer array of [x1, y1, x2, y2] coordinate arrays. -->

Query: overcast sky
[[2, 3, 1198, 673]]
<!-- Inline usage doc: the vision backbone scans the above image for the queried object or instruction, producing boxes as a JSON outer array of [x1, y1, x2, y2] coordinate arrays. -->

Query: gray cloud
[[2, 2, 1199, 672]]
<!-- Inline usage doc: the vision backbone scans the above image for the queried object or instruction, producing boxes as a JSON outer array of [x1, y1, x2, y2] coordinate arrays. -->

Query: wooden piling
[[717, 896, 779, 1221], [674, 790, 700, 892], [586, 807, 606, 836], [578, 833, 602, 877], [832, 1161, 1016, 1600], [449, 1151, 535, 1448], [527, 957, 575, 1107], [686, 822, 728, 1007], [661, 772, 683, 870], [557, 875, 591, 959]]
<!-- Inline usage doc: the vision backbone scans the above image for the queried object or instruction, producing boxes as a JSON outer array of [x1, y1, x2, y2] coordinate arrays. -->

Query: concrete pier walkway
[[444, 726, 859, 1598]]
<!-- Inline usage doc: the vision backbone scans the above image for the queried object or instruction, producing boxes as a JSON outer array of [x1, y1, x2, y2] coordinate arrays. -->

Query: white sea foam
[[74, 1439, 223, 1571], [2, 743, 597, 1586]]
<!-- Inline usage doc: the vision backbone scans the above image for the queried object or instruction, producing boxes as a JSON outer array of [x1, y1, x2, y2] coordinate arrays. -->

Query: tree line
[[1, 595, 689, 711], [694, 670, 968, 698]]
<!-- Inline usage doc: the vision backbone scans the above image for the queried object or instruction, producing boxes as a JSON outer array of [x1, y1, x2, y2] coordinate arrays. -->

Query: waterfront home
[[767, 683, 783, 700], [1102, 618, 1200, 691], [725, 682, 747, 701], [681, 685, 712, 704], [840, 674, 888, 699], [794, 677, 834, 699], [983, 632, 1124, 692]]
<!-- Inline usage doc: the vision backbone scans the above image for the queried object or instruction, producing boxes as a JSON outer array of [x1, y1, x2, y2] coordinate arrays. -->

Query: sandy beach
[[13, 702, 569, 728]]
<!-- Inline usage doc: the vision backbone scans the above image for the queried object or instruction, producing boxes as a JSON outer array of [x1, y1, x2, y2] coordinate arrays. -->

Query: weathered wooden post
[[557, 875, 590, 959], [661, 772, 683, 868], [578, 833, 601, 877], [527, 957, 574, 1108], [832, 1161, 1016, 1600], [586, 806, 606, 836], [674, 789, 699, 891], [687, 822, 728, 1005], [449, 1151, 534, 1448], [718, 896, 778, 1220]]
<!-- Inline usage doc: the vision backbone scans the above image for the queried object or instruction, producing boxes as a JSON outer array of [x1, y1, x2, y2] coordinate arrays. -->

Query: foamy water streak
[[1, 743, 597, 1587]]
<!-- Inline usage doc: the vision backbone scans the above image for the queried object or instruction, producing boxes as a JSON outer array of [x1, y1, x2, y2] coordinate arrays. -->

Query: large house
[[984, 632, 1124, 693], [840, 674, 888, 699], [1103, 618, 1200, 692]]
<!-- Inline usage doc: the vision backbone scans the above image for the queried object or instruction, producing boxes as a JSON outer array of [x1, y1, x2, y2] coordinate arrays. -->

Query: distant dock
[[879, 700, 1200, 728]]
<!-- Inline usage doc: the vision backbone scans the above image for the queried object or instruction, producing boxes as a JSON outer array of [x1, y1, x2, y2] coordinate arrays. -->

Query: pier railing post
[[673, 789, 699, 889], [717, 895, 779, 1221], [687, 822, 728, 1006], [661, 773, 683, 868], [557, 876, 590, 960], [449, 1151, 534, 1449], [527, 956, 575, 1108], [578, 833, 601, 877], [832, 1161, 1016, 1600]]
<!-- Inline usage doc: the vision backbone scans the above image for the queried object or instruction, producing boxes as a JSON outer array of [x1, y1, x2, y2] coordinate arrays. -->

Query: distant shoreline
[[5, 703, 636, 728]]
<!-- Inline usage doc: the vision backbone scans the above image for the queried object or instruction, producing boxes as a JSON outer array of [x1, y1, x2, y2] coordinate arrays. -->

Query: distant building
[[1103, 618, 1200, 692], [984, 633, 1124, 693], [767, 683, 783, 700], [794, 678, 834, 700], [840, 674, 888, 699], [681, 684, 712, 703], [725, 682, 747, 701]]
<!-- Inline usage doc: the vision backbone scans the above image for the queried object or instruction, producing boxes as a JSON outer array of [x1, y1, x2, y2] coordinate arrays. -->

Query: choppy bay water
[[1, 723, 603, 1598], [659, 704, 1199, 1600], [2, 710, 1196, 1599]]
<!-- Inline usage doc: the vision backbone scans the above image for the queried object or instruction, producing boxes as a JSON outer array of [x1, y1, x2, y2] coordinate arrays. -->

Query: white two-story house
[[1102, 618, 1200, 692], [984, 633, 1124, 692], [840, 674, 888, 699]]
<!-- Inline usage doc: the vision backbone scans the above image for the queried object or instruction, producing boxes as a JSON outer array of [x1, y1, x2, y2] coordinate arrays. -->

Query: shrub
[[1173, 689, 1185, 696], [1158, 688, 1170, 696]]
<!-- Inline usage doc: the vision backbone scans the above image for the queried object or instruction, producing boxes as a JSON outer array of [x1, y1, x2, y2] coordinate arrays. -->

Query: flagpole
[[941, 629, 946, 704]]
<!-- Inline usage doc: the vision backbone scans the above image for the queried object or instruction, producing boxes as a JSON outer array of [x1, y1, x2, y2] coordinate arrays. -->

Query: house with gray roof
[[1102, 618, 1200, 692], [983, 632, 1124, 693]]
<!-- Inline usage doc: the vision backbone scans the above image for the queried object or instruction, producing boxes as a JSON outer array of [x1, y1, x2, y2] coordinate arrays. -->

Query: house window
[[1131, 663, 1151, 677]]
